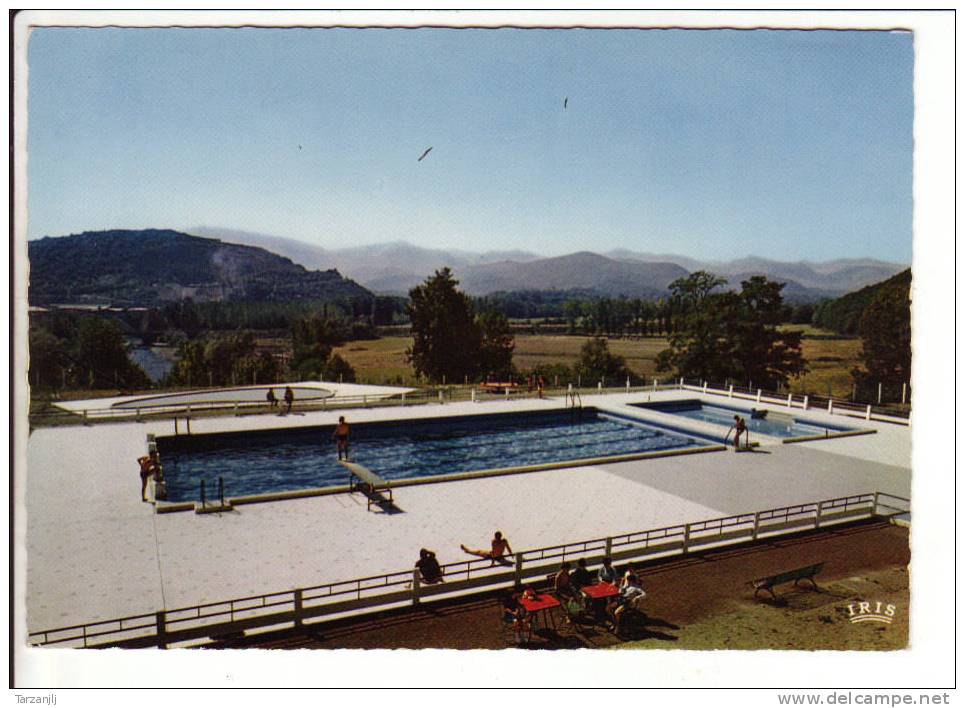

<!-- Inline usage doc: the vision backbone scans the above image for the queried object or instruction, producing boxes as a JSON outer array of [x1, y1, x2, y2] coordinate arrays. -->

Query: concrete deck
[[23, 389, 910, 633]]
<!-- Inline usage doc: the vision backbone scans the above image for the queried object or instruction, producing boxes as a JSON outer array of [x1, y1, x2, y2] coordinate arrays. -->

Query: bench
[[750, 562, 824, 600], [339, 461, 394, 511]]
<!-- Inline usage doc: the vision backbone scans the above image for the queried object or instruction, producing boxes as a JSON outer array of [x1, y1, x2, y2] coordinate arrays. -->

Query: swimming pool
[[156, 409, 709, 502], [630, 400, 855, 439]]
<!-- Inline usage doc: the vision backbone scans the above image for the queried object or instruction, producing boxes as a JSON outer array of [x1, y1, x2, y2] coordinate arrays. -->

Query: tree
[[657, 272, 807, 388], [478, 310, 515, 380], [852, 280, 911, 388], [74, 316, 151, 389], [406, 268, 484, 383], [575, 337, 632, 386]]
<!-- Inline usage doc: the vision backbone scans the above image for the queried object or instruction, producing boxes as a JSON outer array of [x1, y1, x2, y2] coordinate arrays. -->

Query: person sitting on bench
[[607, 571, 646, 633]]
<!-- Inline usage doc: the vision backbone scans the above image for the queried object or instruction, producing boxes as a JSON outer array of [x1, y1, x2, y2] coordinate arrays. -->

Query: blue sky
[[27, 27, 913, 263]]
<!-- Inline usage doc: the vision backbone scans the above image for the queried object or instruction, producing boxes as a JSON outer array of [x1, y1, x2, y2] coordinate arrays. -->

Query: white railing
[[27, 490, 909, 648]]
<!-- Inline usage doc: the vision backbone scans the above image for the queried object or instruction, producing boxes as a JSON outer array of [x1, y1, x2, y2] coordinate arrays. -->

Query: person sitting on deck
[[415, 548, 445, 584], [598, 556, 619, 585], [460, 530, 514, 566], [570, 558, 594, 588], [266, 388, 278, 408]]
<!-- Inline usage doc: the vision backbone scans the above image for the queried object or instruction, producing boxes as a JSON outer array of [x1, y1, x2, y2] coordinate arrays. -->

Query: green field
[[332, 331, 866, 398]]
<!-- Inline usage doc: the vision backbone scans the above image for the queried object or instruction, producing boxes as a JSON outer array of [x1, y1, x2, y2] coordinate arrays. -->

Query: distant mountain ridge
[[193, 227, 906, 301], [27, 229, 373, 306]]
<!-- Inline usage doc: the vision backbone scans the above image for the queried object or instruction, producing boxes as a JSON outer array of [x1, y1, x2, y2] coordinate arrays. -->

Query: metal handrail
[[27, 489, 908, 648]]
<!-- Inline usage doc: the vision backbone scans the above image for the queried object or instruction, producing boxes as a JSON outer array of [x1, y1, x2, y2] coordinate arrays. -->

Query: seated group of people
[[553, 557, 646, 633]]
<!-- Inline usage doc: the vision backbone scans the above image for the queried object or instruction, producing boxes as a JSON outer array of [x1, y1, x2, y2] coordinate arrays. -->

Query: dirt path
[[206, 520, 909, 651]]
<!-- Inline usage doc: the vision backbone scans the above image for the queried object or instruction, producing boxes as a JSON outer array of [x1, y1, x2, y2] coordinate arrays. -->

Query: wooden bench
[[339, 461, 394, 511], [750, 562, 823, 600]]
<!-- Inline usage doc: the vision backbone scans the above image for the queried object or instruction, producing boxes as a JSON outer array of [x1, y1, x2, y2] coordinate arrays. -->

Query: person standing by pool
[[332, 416, 350, 461], [733, 414, 747, 452], [266, 388, 277, 408], [460, 530, 514, 566], [283, 385, 294, 413], [137, 451, 159, 502]]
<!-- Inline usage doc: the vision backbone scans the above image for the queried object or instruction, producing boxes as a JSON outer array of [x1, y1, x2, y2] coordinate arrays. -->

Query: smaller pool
[[631, 400, 855, 439]]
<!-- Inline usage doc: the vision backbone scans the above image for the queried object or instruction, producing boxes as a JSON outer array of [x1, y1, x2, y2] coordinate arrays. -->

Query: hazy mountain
[[172, 227, 905, 301], [608, 249, 905, 294], [27, 229, 373, 306], [193, 227, 541, 294], [456, 252, 689, 298]]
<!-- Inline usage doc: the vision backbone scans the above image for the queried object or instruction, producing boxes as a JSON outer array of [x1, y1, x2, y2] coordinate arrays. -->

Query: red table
[[580, 582, 619, 620], [519, 593, 561, 629], [581, 582, 619, 600]]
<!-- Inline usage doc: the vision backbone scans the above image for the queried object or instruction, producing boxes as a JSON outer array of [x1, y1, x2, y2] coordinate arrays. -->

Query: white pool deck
[[21, 389, 910, 634]]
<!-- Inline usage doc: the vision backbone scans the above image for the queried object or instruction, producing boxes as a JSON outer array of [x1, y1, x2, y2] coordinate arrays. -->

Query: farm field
[[331, 331, 865, 398]]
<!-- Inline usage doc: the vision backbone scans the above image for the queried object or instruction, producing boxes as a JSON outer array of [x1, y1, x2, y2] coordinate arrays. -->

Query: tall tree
[[853, 279, 911, 387], [406, 268, 483, 383], [478, 310, 515, 380], [575, 337, 632, 386], [657, 272, 807, 388]]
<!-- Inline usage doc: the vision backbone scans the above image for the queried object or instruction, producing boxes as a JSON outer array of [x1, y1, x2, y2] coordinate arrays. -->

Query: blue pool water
[[631, 400, 854, 439], [157, 409, 706, 502]]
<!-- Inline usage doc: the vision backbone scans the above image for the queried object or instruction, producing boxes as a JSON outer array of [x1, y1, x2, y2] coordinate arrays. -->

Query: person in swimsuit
[[733, 414, 747, 452], [332, 416, 350, 460], [137, 451, 159, 502], [284, 386, 294, 413], [460, 530, 514, 566]]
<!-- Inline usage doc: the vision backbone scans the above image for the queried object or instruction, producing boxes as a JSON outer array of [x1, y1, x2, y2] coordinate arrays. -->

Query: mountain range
[[192, 226, 907, 302]]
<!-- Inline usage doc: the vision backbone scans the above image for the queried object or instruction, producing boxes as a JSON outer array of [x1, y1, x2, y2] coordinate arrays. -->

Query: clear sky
[[26, 27, 913, 263]]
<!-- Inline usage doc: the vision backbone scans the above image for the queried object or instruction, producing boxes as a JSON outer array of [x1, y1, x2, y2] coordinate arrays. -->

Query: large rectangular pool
[[157, 408, 709, 502], [630, 400, 856, 439]]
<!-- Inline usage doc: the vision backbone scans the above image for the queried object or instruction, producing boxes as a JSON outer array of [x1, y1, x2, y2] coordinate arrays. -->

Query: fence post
[[653, 378, 657, 392], [827, 398, 833, 414], [505, 387, 509, 400], [679, 377, 684, 388], [682, 524, 691, 553], [363, 395, 368, 408], [174, 418, 179, 435], [815, 502, 823, 528], [294, 589, 304, 628], [186, 417, 192, 435], [702, 382, 708, 394], [872, 491, 880, 516], [83, 410, 89, 425], [471, 388, 476, 403], [752, 512, 761, 541], [401, 392, 406, 407], [514, 555, 524, 591], [155, 611, 168, 649], [604, 537, 613, 558], [756, 389, 762, 403], [626, 376, 630, 393], [802, 395, 808, 410], [865, 404, 872, 421], [902, 383, 907, 404], [786, 393, 792, 408], [728, 384, 733, 398], [412, 569, 421, 606], [877, 382, 883, 405], [233, 402, 239, 417]]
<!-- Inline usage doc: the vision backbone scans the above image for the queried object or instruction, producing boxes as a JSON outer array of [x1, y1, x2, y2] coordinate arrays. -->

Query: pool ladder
[[566, 390, 583, 419]]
